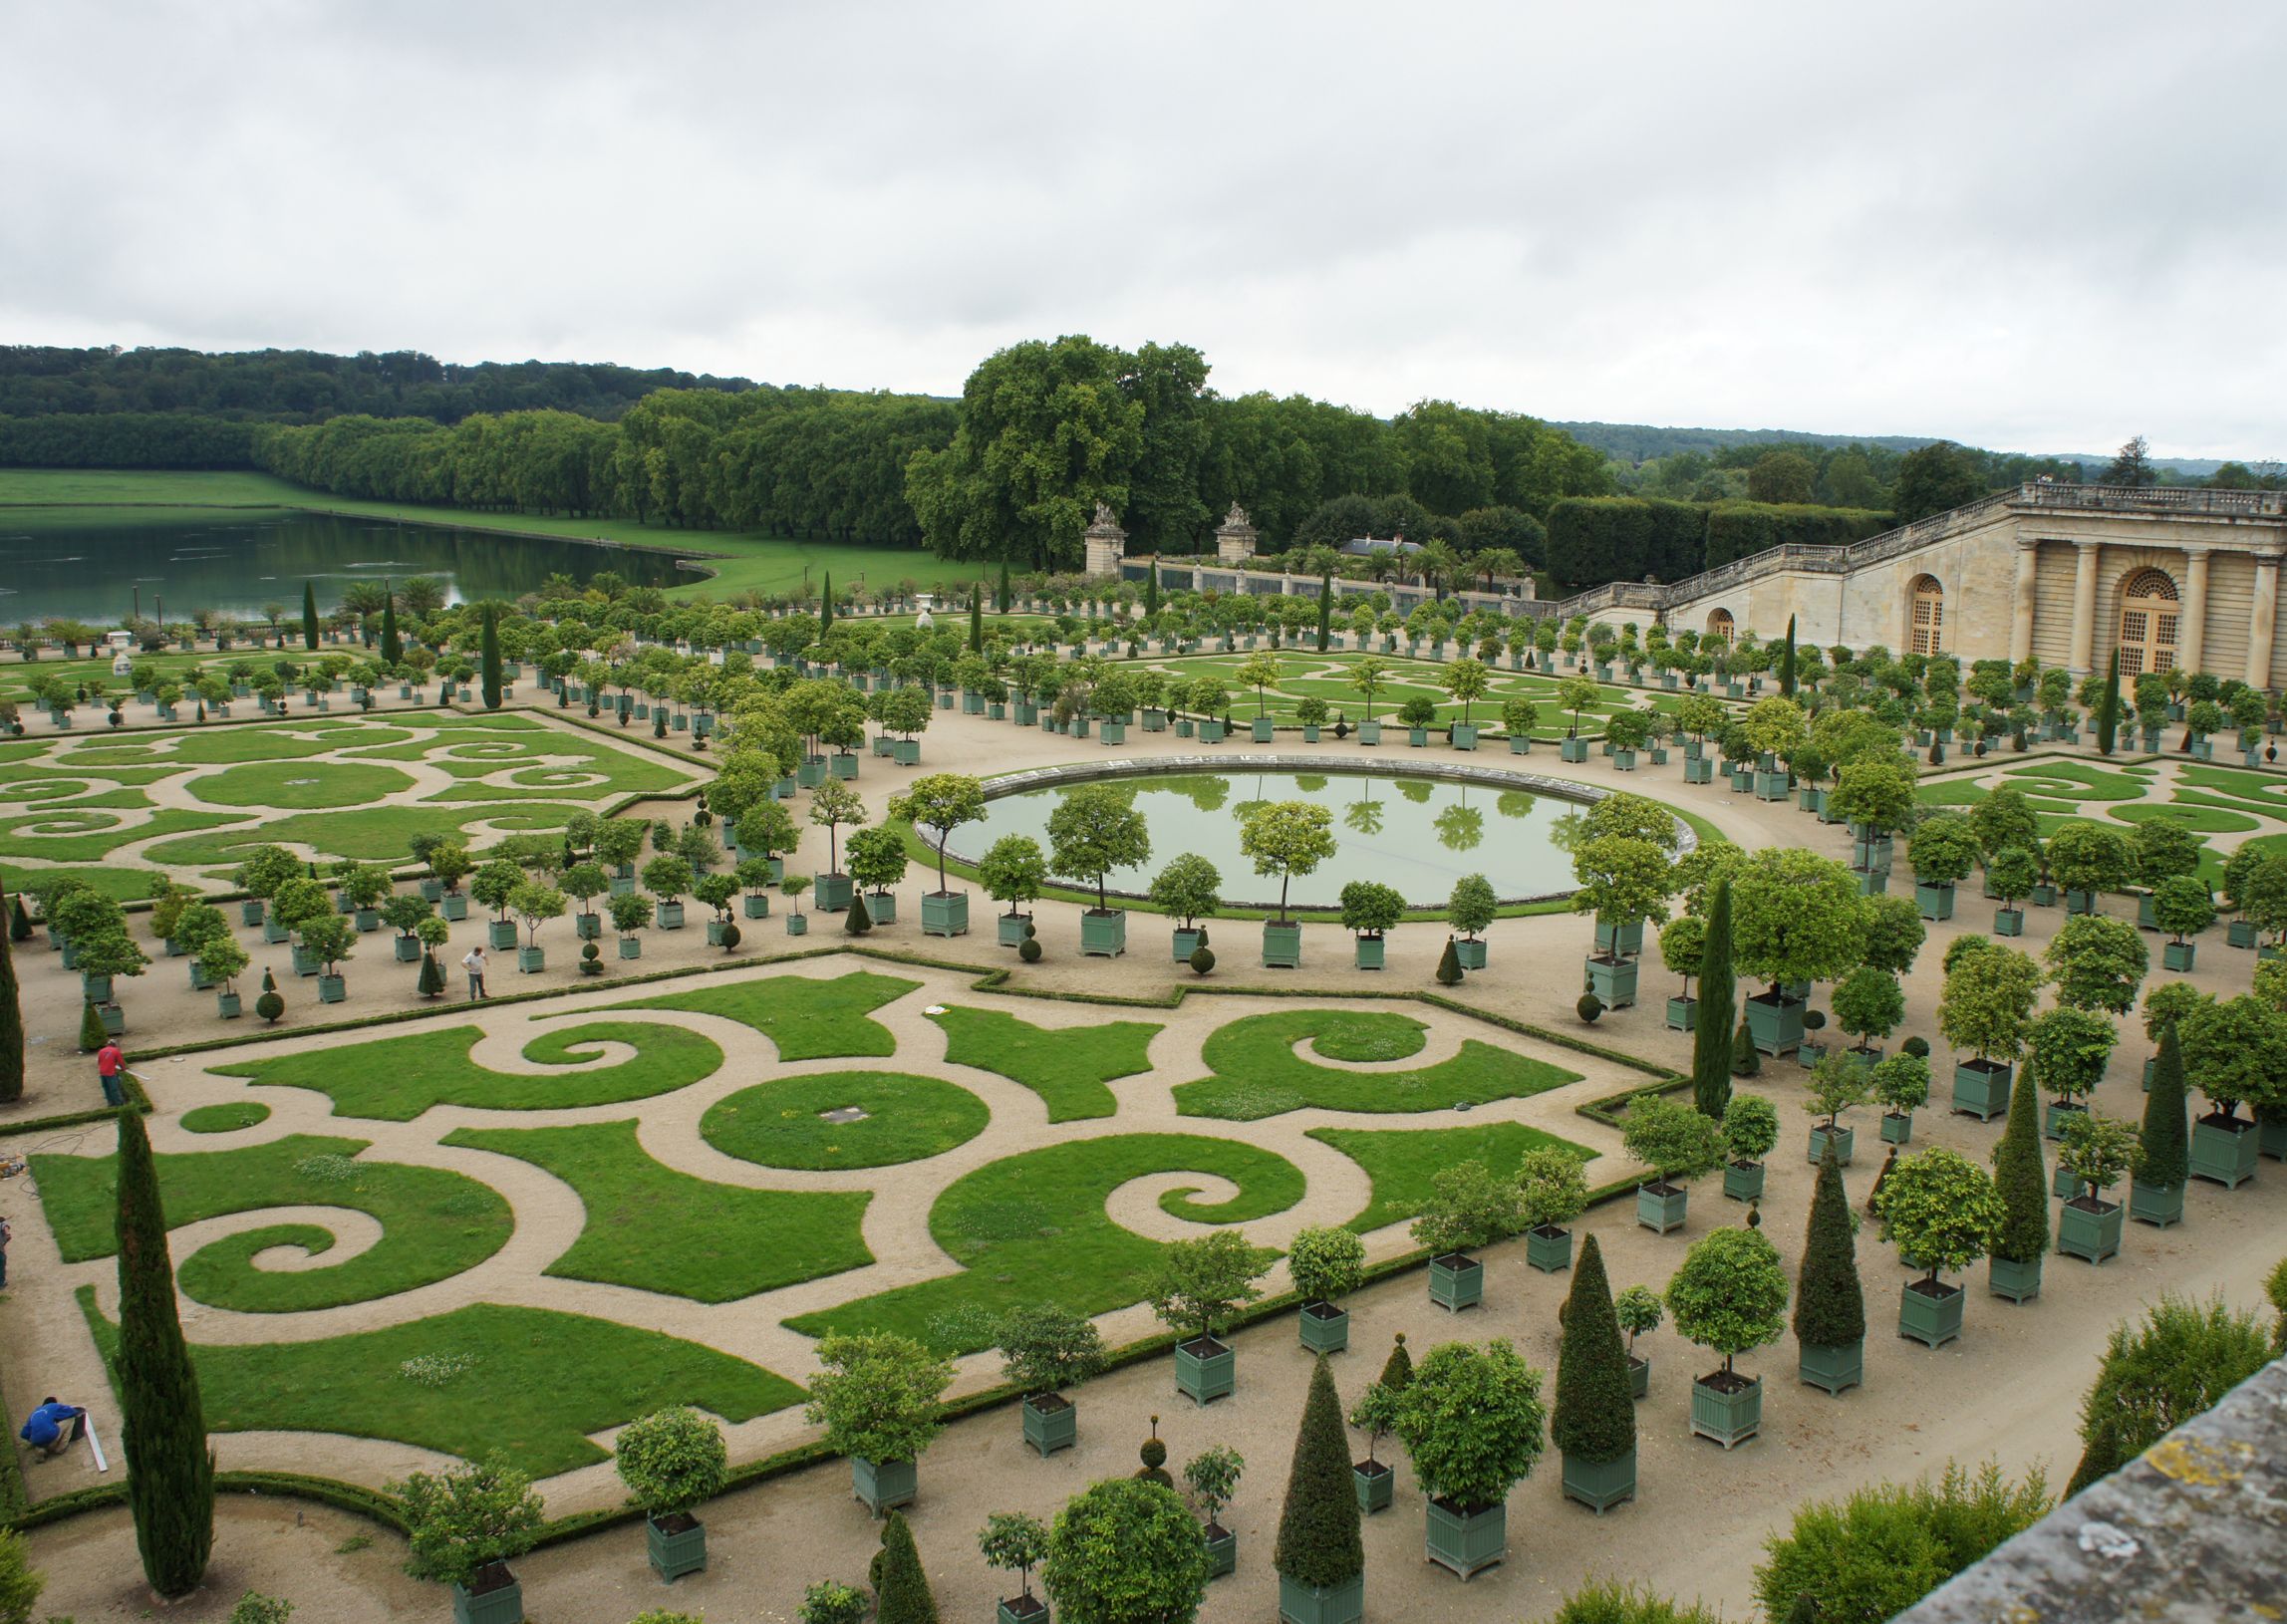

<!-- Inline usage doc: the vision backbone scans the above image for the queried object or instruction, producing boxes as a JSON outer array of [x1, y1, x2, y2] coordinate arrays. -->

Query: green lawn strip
[[0, 806, 244, 860], [181, 1102, 272, 1133], [213, 1020, 723, 1122], [1915, 779, 1989, 807], [2165, 785, 2287, 827], [142, 801, 585, 867], [1311, 1122, 1599, 1235], [783, 1132, 1307, 1353], [701, 1071, 990, 1170], [2003, 761, 2150, 800], [31, 1133, 511, 1313], [2109, 800, 2259, 834], [74, 1289, 801, 1478], [8, 785, 156, 811], [926, 1005, 1159, 1122], [441, 1119, 872, 1301], [607, 969, 919, 1059], [1173, 1008, 1580, 1121], [189, 760, 419, 810], [0, 862, 167, 902], [62, 723, 412, 767]]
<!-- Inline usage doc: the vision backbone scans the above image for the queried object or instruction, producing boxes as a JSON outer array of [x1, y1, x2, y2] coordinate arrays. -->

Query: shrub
[[799, 1580, 871, 1624], [1516, 1146, 1590, 1230], [1937, 943, 2044, 1062], [1537, 1580, 1723, 1624], [1189, 944, 1215, 974], [996, 1305, 1106, 1400], [803, 1333, 956, 1466], [1989, 1067, 2050, 1264], [2067, 1294, 2276, 1494], [0, 1528, 44, 1624], [1666, 1227, 1789, 1376], [1576, 991, 1603, 1022], [1393, 1340, 1548, 1510], [1044, 1479, 1208, 1624], [392, 1453, 544, 1590], [1409, 1159, 1525, 1256], [1276, 1357, 1363, 1590], [613, 1406, 727, 1520], [1721, 1094, 1780, 1165], [1551, 1234, 1634, 1467], [1019, 937, 1043, 963], [876, 1510, 939, 1624], [1286, 1226, 1367, 1306], [1794, 1142, 1864, 1350], [1872, 1148, 2004, 1285]]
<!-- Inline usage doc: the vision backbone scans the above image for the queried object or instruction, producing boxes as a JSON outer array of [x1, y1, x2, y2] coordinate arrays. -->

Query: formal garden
[[4, 584, 2287, 1624]]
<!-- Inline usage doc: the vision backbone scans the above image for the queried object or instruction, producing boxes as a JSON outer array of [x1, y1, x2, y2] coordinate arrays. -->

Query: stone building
[[1567, 484, 2287, 683]]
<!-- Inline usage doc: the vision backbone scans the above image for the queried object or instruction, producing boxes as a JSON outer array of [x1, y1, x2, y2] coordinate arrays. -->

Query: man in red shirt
[[96, 1039, 125, 1107]]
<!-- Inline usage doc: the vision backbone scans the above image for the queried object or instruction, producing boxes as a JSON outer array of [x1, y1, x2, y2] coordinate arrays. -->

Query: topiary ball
[[1901, 1035, 1930, 1059], [719, 923, 741, 952], [255, 991, 285, 1023], [582, 941, 600, 960], [1577, 992, 1603, 1023], [1189, 945, 1216, 975], [1804, 1009, 1828, 1031], [1018, 937, 1042, 963]]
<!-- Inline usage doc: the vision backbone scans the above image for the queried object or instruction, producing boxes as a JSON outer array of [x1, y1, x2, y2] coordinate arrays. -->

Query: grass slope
[[784, 1132, 1306, 1353], [76, 1288, 802, 1478], [33, 1133, 511, 1312], [1172, 1009, 1580, 1120], [443, 1119, 873, 1301], [926, 1005, 1159, 1122], [214, 1021, 722, 1121], [1310, 1123, 1597, 1236], [701, 1071, 990, 1170], [608, 969, 919, 1059]]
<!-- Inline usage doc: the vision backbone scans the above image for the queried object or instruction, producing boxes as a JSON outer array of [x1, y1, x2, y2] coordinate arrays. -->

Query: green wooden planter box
[[2228, 918, 2260, 948], [574, 911, 603, 940], [451, 1570, 524, 1624], [1353, 1462, 1394, 1513], [1915, 882, 1956, 922], [1198, 719, 1226, 743], [865, 891, 898, 925], [2163, 941, 2196, 971], [914, 890, 968, 938], [1689, 1375, 1763, 1449], [999, 912, 1031, 947], [1561, 737, 1588, 763], [1950, 1059, 2011, 1121], [1584, 954, 1636, 1008], [1174, 1337, 1235, 1404], [832, 753, 860, 780], [2263, 1117, 2287, 1161], [1798, 1340, 1863, 1395], [1994, 908, 2025, 936], [1172, 927, 1203, 961], [2057, 1198, 2123, 1263], [216, 991, 241, 1019], [1080, 909, 1127, 956], [1635, 1182, 1688, 1233], [1878, 1110, 1913, 1146], [742, 894, 771, 920], [1298, 1302, 1349, 1353], [1263, 921, 1302, 967], [1684, 755, 1713, 783], [1279, 1572, 1363, 1624], [1988, 1254, 2042, 1302], [1856, 867, 1889, 896], [1807, 1124, 1855, 1166], [1252, 716, 1277, 742], [1629, 1356, 1650, 1399], [816, 873, 854, 913], [1428, 1252, 1483, 1311], [289, 945, 319, 977], [2052, 1163, 2084, 1200], [1353, 934, 1385, 969], [318, 973, 347, 1003], [2129, 1181, 2183, 1227], [998, 1598, 1048, 1624], [488, 918, 518, 950], [1423, 1497, 1506, 1579], [851, 1455, 917, 1515], [1455, 938, 1487, 969], [1561, 1448, 1636, 1512], [646, 1515, 707, 1581], [1593, 916, 1644, 956], [1203, 1526, 1236, 1579], [241, 900, 266, 927], [81, 973, 112, 1003], [619, 937, 643, 958], [1898, 1279, 1966, 1348], [1746, 993, 1806, 1056], [1021, 1394, 1076, 1458], [1665, 994, 1698, 1032], [443, 894, 468, 920], [1722, 1160, 1766, 1202], [1754, 770, 1789, 801], [1526, 1223, 1572, 1273], [655, 901, 686, 930], [1509, 733, 1533, 755]]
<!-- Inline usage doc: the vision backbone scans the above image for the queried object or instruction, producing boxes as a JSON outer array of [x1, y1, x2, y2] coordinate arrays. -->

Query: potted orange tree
[[1393, 1340, 1547, 1579], [1519, 1146, 1589, 1274], [1872, 1147, 2004, 1350], [1243, 800, 1337, 969], [392, 1453, 544, 1624], [1621, 1097, 1722, 1234], [1287, 1225, 1367, 1354], [804, 1331, 956, 1516], [981, 1511, 1052, 1624], [996, 1304, 1104, 1460], [1148, 1231, 1268, 1405], [1667, 1227, 1789, 1450], [1410, 1160, 1523, 1312], [614, 1405, 726, 1581]]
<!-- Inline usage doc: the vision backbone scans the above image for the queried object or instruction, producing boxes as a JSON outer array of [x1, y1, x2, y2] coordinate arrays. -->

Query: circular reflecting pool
[[950, 768, 1602, 908]]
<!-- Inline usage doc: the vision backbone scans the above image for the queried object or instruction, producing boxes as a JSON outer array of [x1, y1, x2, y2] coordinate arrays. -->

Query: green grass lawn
[[188, 760, 418, 809], [0, 805, 240, 861], [0, 468, 989, 602], [1172, 1009, 1580, 1121], [609, 969, 919, 1059], [926, 1005, 1160, 1122], [1310, 1123, 1596, 1235], [783, 1133, 1305, 1354], [0, 862, 161, 902], [76, 1288, 802, 1478], [61, 722, 417, 767], [701, 1071, 991, 1170], [180, 1101, 272, 1133], [143, 801, 587, 869], [215, 1021, 723, 1121], [33, 1133, 511, 1313], [443, 1119, 873, 1301]]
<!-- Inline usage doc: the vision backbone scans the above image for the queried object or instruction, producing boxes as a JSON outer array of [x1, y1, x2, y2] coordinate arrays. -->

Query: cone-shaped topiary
[[80, 998, 108, 1053], [301, 580, 319, 651], [1778, 616, 1798, 697], [1551, 1233, 1635, 1467], [876, 1509, 939, 1624], [1435, 936, 1463, 985], [479, 604, 503, 710], [1275, 1357, 1363, 1590], [845, 891, 873, 937], [1990, 1063, 2050, 1263], [1793, 1141, 1864, 1349], [418, 948, 445, 999], [115, 1110, 214, 1596], [2096, 650, 2121, 756], [1731, 1016, 1761, 1078], [0, 912, 21, 1103], [1693, 880, 1735, 1119], [381, 591, 402, 666], [9, 894, 31, 942], [2138, 1022, 2189, 1191]]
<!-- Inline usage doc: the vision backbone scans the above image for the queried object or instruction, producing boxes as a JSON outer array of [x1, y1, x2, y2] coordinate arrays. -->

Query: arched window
[[2116, 568, 2180, 676], [1706, 608, 1735, 640], [1909, 575, 1944, 656]]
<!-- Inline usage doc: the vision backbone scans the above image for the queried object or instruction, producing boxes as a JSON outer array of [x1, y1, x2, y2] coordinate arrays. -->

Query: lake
[[0, 507, 693, 625]]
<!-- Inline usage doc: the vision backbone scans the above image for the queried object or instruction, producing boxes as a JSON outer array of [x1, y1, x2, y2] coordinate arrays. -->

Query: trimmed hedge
[[1546, 497, 1893, 589], [1701, 502, 1892, 572]]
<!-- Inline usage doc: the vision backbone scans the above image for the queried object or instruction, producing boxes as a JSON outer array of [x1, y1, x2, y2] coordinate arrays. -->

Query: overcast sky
[[6, 2, 2282, 458]]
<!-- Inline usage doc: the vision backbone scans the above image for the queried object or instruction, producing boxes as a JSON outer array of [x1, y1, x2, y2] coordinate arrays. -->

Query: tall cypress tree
[[379, 580, 402, 667], [2096, 649, 2121, 756], [1692, 880, 1736, 1119], [1275, 1357, 1363, 1591], [478, 605, 502, 711], [820, 571, 834, 640], [2138, 1021, 2189, 1193], [1316, 574, 1333, 653], [1991, 1060, 2050, 1264], [969, 588, 984, 655], [1144, 565, 1159, 617], [300, 581, 319, 651], [999, 559, 1012, 614], [1793, 1141, 1864, 1353], [0, 897, 21, 1103], [1778, 615, 1798, 697], [115, 1111, 214, 1596], [1551, 1234, 1634, 1467], [875, 1509, 939, 1624]]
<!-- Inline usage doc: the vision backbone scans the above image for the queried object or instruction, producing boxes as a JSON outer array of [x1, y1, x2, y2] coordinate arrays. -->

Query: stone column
[[2069, 540, 2101, 675], [2248, 553, 2282, 689], [2180, 544, 2211, 676], [2010, 540, 2039, 666]]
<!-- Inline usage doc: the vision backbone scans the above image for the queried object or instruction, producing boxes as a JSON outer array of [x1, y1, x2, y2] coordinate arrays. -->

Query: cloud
[[4, 0, 2282, 457]]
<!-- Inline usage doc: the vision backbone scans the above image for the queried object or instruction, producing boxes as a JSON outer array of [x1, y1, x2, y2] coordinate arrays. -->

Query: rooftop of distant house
[[1340, 536, 1423, 556]]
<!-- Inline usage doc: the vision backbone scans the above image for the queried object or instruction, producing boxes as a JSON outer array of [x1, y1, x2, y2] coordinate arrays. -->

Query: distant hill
[[1555, 419, 2238, 478]]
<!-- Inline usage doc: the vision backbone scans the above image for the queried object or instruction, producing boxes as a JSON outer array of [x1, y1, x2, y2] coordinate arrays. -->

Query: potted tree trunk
[[1794, 1141, 1865, 1395], [1872, 1051, 1930, 1146], [1151, 853, 1222, 963], [614, 1405, 727, 1581], [1393, 1339, 1548, 1578], [1409, 1159, 1524, 1311], [1345, 1335, 1410, 1513], [1049, 784, 1151, 957], [390, 1455, 545, 1624], [1660, 915, 1703, 1032], [1244, 800, 1337, 968], [1448, 873, 1496, 969], [1872, 1147, 2006, 1349], [1667, 1226, 1790, 1449], [1802, 1051, 1868, 1166], [1939, 938, 2041, 1120], [1276, 1358, 1365, 1624], [1519, 1146, 1589, 1273], [1287, 1225, 1366, 1354], [1148, 1230, 1268, 1404], [803, 1331, 956, 1516], [997, 1304, 1105, 1459], [1721, 1095, 1778, 1202], [1339, 880, 1402, 970], [1552, 1234, 1637, 1511], [891, 773, 986, 938]]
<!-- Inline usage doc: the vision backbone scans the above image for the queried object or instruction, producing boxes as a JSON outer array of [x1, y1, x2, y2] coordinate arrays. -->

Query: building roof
[[1340, 536, 1422, 556]]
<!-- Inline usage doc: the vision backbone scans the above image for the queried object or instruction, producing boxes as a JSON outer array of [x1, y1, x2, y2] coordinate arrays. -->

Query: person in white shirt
[[461, 945, 488, 1000]]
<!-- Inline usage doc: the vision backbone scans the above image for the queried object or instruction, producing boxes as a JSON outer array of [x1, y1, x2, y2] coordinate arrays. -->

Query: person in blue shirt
[[20, 1398, 85, 1458]]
